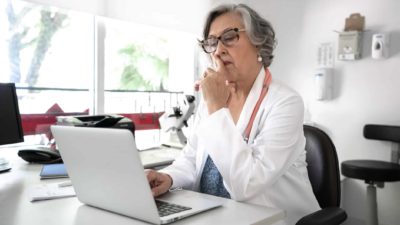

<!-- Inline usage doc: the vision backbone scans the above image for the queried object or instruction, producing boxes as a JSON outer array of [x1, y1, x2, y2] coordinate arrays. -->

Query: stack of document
[[30, 182, 76, 202]]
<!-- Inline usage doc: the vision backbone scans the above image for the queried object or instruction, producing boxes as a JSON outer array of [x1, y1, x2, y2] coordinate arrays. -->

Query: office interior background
[[1, 0, 399, 224]]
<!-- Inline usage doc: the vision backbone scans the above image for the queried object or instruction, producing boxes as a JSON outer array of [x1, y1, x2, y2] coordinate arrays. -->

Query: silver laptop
[[51, 125, 223, 225]]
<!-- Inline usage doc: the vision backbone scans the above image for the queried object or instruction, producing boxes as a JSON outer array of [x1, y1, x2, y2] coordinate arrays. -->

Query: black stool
[[341, 124, 400, 225]]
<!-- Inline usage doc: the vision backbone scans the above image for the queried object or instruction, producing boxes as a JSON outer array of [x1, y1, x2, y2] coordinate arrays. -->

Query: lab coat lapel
[[192, 142, 208, 191], [236, 68, 266, 141]]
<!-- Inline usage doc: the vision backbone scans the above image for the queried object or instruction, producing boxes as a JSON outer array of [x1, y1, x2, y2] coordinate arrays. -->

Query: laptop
[[51, 125, 223, 224]]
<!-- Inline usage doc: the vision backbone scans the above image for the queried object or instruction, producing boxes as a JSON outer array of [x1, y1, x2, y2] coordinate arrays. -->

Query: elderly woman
[[146, 3, 320, 224]]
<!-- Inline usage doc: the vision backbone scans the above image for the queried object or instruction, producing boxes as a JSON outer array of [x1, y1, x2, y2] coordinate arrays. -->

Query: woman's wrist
[[164, 173, 173, 189]]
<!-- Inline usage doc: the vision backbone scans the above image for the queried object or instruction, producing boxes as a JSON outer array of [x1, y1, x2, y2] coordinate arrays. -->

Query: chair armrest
[[296, 207, 347, 225]]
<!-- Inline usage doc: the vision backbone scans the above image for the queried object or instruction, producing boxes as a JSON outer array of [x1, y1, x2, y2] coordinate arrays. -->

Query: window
[[1, 0, 95, 145], [1, 0, 197, 146], [0, 0, 94, 114], [102, 17, 197, 114], [102, 17, 197, 147]]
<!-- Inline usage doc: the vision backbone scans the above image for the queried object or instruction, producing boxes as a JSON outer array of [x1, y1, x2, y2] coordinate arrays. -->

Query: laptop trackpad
[[157, 190, 224, 222]]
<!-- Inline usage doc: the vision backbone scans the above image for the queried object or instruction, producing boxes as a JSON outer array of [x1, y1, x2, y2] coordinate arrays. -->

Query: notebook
[[51, 126, 223, 225], [40, 163, 68, 179]]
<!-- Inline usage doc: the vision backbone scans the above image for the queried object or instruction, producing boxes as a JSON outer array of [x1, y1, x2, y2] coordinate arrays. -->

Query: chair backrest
[[303, 125, 341, 208], [364, 124, 400, 143]]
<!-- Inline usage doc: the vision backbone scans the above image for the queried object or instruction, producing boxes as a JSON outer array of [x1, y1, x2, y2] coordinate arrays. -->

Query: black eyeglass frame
[[199, 28, 246, 54]]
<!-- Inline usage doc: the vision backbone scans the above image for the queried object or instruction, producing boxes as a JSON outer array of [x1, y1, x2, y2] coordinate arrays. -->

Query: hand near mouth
[[194, 56, 237, 92], [196, 56, 237, 114]]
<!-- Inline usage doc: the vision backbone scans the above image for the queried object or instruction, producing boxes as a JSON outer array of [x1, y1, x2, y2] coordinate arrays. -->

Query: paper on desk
[[29, 183, 76, 202]]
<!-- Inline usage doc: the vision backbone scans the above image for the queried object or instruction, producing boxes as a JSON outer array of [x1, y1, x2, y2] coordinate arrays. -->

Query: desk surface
[[0, 147, 284, 225]]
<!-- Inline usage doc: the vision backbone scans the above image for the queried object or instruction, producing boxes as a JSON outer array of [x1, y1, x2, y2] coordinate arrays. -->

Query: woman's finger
[[214, 56, 225, 71]]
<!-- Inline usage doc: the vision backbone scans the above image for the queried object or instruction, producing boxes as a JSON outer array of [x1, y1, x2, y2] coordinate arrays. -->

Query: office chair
[[341, 124, 400, 225], [296, 125, 347, 225]]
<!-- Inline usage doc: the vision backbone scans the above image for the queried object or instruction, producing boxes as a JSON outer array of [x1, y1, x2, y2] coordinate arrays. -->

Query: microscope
[[159, 95, 196, 149]]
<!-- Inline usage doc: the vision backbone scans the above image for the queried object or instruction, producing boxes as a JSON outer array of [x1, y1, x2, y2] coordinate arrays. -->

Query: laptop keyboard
[[155, 200, 192, 217]]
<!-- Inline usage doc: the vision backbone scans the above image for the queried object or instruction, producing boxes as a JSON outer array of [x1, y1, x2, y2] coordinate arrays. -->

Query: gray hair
[[202, 4, 276, 67]]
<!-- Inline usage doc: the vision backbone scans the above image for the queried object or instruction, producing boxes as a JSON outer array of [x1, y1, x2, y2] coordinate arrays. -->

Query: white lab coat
[[161, 68, 320, 224]]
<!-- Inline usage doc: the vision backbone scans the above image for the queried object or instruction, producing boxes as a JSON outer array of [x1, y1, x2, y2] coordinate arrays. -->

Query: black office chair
[[341, 124, 400, 225], [296, 125, 347, 225]]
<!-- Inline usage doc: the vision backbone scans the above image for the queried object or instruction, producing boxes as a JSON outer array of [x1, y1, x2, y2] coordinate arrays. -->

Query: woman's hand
[[198, 57, 235, 114], [145, 169, 173, 197]]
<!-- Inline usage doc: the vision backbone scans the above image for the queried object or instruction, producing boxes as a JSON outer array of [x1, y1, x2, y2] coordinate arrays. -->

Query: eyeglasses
[[200, 28, 246, 54]]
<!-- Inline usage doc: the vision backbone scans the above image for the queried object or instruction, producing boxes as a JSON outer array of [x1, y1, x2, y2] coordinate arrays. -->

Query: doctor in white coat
[[146, 3, 320, 224]]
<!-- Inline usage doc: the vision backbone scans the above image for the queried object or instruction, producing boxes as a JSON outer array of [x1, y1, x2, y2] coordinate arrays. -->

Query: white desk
[[0, 147, 285, 225]]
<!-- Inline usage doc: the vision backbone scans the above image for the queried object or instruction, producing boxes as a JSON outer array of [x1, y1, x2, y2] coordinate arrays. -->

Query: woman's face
[[208, 12, 260, 82]]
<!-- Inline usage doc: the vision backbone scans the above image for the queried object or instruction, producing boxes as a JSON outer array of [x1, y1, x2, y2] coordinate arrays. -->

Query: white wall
[[246, 0, 400, 224]]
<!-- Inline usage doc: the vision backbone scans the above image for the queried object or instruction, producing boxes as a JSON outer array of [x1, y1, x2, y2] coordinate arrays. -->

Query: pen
[[58, 180, 72, 187]]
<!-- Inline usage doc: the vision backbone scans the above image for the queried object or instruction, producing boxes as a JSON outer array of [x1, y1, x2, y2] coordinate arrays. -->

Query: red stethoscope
[[243, 68, 272, 143]]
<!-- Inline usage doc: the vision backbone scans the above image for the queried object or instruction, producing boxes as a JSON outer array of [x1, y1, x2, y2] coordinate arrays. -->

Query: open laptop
[[51, 125, 223, 225]]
